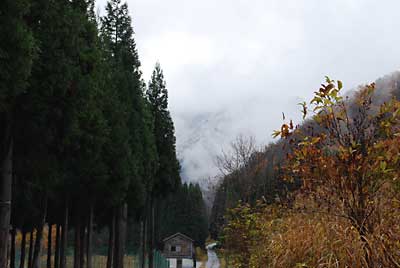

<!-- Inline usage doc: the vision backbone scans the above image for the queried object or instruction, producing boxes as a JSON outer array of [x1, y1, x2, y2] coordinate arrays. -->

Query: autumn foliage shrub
[[222, 78, 400, 268]]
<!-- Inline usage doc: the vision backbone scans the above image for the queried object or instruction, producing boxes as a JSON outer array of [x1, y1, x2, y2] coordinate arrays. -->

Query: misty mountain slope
[[174, 71, 400, 186], [176, 110, 232, 182], [208, 70, 400, 238], [174, 94, 304, 184]]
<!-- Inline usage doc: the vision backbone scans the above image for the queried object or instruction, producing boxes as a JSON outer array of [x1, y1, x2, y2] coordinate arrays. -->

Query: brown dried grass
[[224, 199, 400, 268]]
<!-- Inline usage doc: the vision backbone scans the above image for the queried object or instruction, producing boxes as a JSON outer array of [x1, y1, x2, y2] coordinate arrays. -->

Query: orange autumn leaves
[[222, 78, 400, 268], [277, 78, 400, 266]]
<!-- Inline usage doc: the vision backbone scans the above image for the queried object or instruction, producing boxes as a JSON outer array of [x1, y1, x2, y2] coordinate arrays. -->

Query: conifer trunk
[[47, 224, 52, 268], [148, 198, 154, 268], [74, 219, 81, 268], [32, 197, 47, 268], [154, 199, 160, 248], [106, 209, 115, 268], [141, 205, 148, 268], [32, 226, 43, 268], [79, 220, 86, 268], [10, 228, 16, 268], [86, 205, 93, 268], [54, 224, 61, 268], [20, 230, 27, 268], [121, 203, 127, 268], [7, 240, 10, 268], [113, 203, 127, 268], [113, 209, 119, 268], [0, 121, 12, 268], [28, 231, 34, 268], [60, 200, 69, 268], [140, 220, 145, 268]]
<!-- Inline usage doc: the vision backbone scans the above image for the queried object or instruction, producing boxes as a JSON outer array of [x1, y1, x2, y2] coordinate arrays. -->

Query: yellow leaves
[[366, 82, 375, 95], [288, 120, 293, 130], [380, 161, 387, 171], [320, 83, 334, 95], [299, 136, 322, 147], [311, 96, 323, 105], [311, 137, 321, 144], [299, 101, 308, 119], [272, 130, 281, 139], [393, 107, 400, 119], [337, 80, 343, 90], [273, 122, 295, 139]]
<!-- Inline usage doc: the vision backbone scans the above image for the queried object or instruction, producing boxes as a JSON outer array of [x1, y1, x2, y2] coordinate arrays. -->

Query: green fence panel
[[135, 249, 169, 268]]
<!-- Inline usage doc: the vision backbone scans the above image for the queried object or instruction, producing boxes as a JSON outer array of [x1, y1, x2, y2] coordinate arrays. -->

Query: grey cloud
[[97, 0, 400, 182]]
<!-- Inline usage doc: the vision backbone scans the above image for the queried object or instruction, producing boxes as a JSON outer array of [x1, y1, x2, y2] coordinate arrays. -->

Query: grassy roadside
[[215, 249, 230, 268], [196, 247, 208, 268]]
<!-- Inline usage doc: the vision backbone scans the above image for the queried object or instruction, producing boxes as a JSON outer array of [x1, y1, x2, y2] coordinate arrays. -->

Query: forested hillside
[[0, 1, 208, 268], [211, 73, 400, 267], [209, 133, 296, 238]]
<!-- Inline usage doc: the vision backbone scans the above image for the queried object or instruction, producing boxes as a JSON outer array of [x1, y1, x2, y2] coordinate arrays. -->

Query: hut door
[[177, 259, 183, 268]]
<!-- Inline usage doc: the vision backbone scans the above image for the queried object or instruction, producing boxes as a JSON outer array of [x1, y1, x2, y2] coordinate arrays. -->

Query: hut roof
[[163, 232, 194, 242]]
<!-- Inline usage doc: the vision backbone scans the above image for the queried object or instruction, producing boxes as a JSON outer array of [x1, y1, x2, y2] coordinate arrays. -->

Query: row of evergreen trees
[[0, 0, 208, 268], [156, 183, 209, 249]]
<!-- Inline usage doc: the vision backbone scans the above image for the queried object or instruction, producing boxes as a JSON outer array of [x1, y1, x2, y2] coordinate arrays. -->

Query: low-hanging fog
[[96, 0, 400, 183]]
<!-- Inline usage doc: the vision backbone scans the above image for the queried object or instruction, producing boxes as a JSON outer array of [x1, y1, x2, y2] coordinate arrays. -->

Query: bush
[[223, 198, 400, 268]]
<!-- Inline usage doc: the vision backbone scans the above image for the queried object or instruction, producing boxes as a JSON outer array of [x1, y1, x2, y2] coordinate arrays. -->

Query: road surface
[[205, 243, 220, 268]]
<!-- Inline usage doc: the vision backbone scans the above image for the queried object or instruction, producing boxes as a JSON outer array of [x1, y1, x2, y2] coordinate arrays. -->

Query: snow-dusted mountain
[[173, 95, 302, 184], [175, 110, 232, 182]]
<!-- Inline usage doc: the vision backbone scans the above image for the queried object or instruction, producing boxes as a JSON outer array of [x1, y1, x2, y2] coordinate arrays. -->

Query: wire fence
[[11, 250, 169, 268], [134, 250, 170, 268]]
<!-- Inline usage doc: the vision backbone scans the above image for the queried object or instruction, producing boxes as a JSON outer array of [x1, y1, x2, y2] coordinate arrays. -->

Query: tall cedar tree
[[101, 1, 155, 267], [0, 0, 35, 266], [58, 2, 109, 268], [146, 63, 181, 266], [147, 63, 181, 196]]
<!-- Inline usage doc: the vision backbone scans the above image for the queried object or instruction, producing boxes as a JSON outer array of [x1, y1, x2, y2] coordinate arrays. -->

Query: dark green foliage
[[0, 0, 36, 112], [1, 1, 209, 267], [146, 62, 181, 268], [100, 0, 154, 210], [147, 63, 181, 197]]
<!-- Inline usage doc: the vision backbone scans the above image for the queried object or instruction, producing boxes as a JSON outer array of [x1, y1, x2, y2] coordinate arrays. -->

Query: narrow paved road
[[205, 243, 220, 268]]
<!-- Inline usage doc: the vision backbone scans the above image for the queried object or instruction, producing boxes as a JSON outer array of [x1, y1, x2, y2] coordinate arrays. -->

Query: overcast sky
[[97, 0, 400, 182]]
